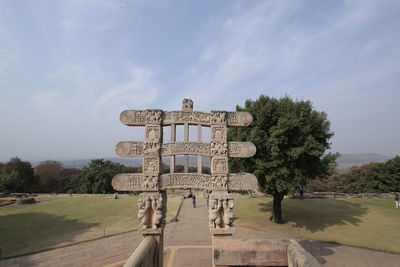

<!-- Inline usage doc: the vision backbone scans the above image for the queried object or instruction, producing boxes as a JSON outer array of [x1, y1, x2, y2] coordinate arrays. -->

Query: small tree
[[80, 159, 123, 194], [229, 95, 336, 223], [353, 156, 400, 193], [0, 157, 35, 193], [34, 161, 63, 192]]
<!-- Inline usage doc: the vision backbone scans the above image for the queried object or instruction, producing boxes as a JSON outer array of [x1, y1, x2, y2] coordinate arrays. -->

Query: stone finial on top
[[182, 98, 193, 111]]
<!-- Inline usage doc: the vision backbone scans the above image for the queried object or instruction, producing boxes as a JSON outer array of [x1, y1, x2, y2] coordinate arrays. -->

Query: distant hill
[[337, 153, 390, 164]]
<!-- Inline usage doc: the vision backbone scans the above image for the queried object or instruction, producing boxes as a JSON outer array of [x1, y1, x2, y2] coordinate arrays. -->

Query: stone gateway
[[112, 99, 258, 267]]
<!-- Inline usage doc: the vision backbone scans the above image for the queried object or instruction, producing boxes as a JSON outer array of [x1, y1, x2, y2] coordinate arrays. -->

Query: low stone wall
[[213, 238, 321, 267], [123, 237, 157, 267], [300, 192, 397, 199]]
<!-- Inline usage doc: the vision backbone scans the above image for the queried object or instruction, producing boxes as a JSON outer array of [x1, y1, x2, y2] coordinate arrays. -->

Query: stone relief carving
[[121, 109, 253, 127], [211, 157, 228, 173], [160, 174, 227, 190], [116, 141, 256, 158], [115, 141, 144, 157], [137, 192, 166, 230], [227, 173, 258, 191], [143, 142, 160, 156], [163, 111, 211, 125], [182, 98, 193, 111], [112, 173, 258, 191], [228, 142, 257, 157], [143, 158, 159, 173], [162, 142, 210, 156], [143, 175, 159, 189], [208, 193, 234, 229], [226, 112, 253, 127], [211, 125, 227, 142], [211, 142, 228, 156], [145, 125, 161, 141], [145, 110, 162, 124], [211, 111, 227, 124]]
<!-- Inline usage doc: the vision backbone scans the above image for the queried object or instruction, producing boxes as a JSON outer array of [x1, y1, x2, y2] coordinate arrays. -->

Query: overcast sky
[[0, 0, 399, 162]]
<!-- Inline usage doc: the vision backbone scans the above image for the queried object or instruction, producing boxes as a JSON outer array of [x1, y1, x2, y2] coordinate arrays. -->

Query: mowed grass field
[[235, 197, 400, 254], [0, 194, 182, 258]]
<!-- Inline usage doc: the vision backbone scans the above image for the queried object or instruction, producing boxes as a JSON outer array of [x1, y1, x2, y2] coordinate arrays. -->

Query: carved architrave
[[137, 192, 166, 231], [211, 125, 227, 142], [112, 173, 257, 191], [111, 173, 159, 191], [163, 111, 211, 125], [143, 157, 160, 173], [160, 173, 227, 190], [162, 142, 210, 156], [228, 142, 256, 157], [226, 112, 253, 127], [208, 192, 234, 229], [120, 110, 162, 126], [115, 141, 144, 157], [120, 110, 253, 127], [211, 157, 228, 174], [227, 173, 258, 191], [116, 141, 256, 158]]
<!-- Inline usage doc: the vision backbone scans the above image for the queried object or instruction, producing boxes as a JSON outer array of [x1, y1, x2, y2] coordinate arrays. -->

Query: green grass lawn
[[0, 194, 182, 258], [235, 196, 400, 254]]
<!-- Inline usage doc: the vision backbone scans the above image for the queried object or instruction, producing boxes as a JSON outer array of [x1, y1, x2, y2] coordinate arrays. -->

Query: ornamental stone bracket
[[112, 99, 257, 249]]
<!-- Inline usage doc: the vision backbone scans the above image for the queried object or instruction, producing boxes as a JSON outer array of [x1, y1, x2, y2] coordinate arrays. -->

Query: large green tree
[[79, 159, 123, 193], [228, 95, 336, 223]]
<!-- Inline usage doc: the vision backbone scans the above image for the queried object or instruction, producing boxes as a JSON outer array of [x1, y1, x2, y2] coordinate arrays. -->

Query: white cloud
[[94, 65, 160, 117]]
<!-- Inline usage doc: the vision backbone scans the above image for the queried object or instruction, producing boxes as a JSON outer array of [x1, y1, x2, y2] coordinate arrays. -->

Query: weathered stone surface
[[111, 174, 159, 191], [160, 173, 227, 190], [211, 157, 229, 174], [287, 239, 322, 267], [123, 236, 157, 267], [229, 142, 256, 157], [162, 142, 210, 156], [120, 110, 253, 127], [228, 173, 258, 191], [112, 173, 258, 191], [116, 141, 256, 158], [213, 239, 290, 266]]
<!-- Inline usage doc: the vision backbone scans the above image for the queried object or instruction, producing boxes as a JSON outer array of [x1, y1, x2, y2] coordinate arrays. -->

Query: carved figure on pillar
[[222, 198, 234, 228]]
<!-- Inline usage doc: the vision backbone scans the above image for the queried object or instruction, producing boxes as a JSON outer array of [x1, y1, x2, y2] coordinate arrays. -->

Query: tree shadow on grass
[[298, 240, 341, 264], [0, 212, 99, 259], [258, 198, 368, 233]]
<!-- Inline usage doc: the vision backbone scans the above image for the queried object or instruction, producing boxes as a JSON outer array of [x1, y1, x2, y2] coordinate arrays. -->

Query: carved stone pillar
[[209, 111, 234, 235], [141, 110, 166, 267]]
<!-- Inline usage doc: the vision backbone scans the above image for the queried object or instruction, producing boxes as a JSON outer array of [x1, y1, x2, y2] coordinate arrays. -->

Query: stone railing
[[213, 239, 321, 267], [123, 237, 157, 267]]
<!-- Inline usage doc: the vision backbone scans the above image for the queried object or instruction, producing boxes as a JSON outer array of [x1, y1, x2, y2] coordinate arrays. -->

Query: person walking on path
[[192, 194, 196, 208], [395, 193, 399, 208]]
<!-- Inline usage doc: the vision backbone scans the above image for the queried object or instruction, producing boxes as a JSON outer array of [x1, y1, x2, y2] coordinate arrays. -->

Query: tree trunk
[[272, 193, 285, 224]]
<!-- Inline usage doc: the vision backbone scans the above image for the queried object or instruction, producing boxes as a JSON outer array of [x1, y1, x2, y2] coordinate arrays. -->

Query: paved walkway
[[1, 197, 400, 267]]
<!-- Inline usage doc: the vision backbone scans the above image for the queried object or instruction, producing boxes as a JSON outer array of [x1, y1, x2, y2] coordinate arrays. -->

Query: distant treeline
[[307, 156, 400, 193], [1, 156, 398, 194], [0, 157, 210, 194]]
